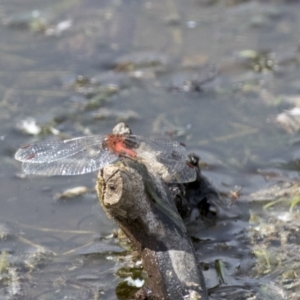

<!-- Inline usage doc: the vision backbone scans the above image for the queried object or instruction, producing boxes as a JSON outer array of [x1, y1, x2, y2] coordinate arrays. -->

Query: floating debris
[[166, 68, 217, 92], [164, 14, 181, 26], [114, 52, 168, 72], [16, 117, 41, 135], [123, 276, 144, 288], [15, 117, 60, 136], [116, 266, 145, 298], [54, 186, 90, 200], [45, 19, 72, 36], [237, 50, 278, 73], [186, 20, 197, 29], [277, 108, 300, 134], [65, 241, 124, 255], [0, 252, 9, 275], [24, 246, 55, 270], [7, 267, 23, 298], [2, 10, 48, 32], [84, 87, 119, 109], [0, 223, 13, 240], [64, 73, 127, 110]]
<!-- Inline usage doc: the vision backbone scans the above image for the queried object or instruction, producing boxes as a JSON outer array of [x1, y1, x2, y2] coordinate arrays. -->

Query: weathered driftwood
[[96, 159, 208, 300]]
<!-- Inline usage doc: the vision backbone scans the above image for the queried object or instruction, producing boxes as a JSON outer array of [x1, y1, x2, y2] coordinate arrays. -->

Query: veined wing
[[21, 146, 118, 176], [125, 135, 197, 183], [149, 157, 196, 183], [15, 135, 106, 163], [125, 135, 188, 157]]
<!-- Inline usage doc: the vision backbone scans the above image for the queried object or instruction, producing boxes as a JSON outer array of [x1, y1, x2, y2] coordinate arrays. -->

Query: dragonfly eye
[[188, 153, 199, 167]]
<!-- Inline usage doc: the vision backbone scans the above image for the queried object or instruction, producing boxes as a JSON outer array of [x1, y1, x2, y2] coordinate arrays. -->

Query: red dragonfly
[[15, 134, 197, 183]]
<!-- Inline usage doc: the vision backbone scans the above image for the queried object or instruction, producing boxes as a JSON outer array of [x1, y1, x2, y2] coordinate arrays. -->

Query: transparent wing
[[151, 158, 196, 183], [126, 135, 188, 157], [21, 146, 118, 176], [15, 135, 106, 163], [125, 135, 196, 183]]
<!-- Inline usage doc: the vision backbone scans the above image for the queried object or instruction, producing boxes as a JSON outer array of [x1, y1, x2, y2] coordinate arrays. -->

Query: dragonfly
[[15, 134, 197, 183]]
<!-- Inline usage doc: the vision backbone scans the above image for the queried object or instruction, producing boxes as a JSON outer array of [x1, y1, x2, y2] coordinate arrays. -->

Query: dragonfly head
[[112, 122, 132, 135]]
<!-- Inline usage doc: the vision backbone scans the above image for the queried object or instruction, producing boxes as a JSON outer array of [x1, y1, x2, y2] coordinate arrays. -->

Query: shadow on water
[[1, 0, 300, 298]]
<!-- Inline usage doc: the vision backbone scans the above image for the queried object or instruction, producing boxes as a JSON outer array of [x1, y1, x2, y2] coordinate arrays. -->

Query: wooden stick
[[96, 159, 208, 300]]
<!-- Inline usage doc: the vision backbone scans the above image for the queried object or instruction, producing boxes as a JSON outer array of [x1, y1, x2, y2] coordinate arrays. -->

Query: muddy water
[[1, 0, 300, 299]]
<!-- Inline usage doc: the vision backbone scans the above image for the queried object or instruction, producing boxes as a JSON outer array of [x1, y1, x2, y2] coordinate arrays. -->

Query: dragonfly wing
[[126, 135, 196, 183], [15, 136, 106, 163], [21, 147, 118, 176], [153, 156, 197, 183], [126, 135, 188, 158], [144, 156, 197, 183]]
